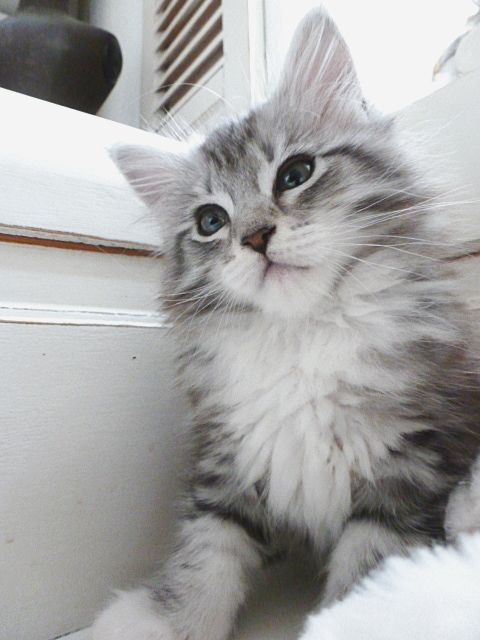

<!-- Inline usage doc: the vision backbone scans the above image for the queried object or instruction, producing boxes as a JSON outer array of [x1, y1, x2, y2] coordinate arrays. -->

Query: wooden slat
[[158, 0, 203, 35], [158, 0, 205, 51], [156, 0, 196, 43], [155, 0, 224, 117], [156, 18, 223, 107], [159, 0, 190, 31], [158, 42, 223, 111], [155, 63, 223, 130], [159, 0, 221, 68], [159, 16, 222, 87], [157, 0, 174, 14], [157, 31, 222, 102]]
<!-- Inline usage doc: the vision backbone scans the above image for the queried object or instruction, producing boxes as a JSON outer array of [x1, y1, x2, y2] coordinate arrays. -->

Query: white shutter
[[155, 0, 223, 115], [152, 0, 225, 131], [148, 0, 265, 133]]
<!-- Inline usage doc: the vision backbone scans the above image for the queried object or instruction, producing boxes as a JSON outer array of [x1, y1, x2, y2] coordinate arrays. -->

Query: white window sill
[[0, 88, 181, 250], [0, 89, 181, 327]]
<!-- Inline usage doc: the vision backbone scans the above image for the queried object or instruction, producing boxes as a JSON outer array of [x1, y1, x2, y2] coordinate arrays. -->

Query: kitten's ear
[[110, 144, 183, 208], [275, 8, 362, 112]]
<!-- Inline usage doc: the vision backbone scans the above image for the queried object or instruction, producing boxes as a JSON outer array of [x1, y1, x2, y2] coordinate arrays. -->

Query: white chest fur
[[198, 308, 406, 543]]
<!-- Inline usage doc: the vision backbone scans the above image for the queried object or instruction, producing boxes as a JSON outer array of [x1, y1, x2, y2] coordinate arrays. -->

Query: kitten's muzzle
[[241, 225, 276, 255]]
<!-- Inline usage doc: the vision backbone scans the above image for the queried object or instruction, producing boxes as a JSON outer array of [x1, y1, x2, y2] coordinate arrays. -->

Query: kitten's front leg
[[92, 512, 264, 640], [320, 519, 416, 605], [445, 456, 480, 540]]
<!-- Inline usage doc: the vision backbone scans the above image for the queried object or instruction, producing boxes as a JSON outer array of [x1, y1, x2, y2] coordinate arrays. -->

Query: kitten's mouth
[[263, 258, 309, 280]]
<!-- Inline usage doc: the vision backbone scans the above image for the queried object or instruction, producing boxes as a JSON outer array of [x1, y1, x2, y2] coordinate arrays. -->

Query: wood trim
[[0, 304, 169, 328], [0, 233, 153, 257], [4, 229, 476, 262]]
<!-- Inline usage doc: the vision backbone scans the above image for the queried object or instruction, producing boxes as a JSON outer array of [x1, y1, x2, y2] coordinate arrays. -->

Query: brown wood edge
[[2, 231, 478, 262], [0, 232, 154, 257]]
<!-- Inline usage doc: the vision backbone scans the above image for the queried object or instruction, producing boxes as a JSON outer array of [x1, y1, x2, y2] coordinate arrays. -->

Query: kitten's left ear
[[110, 144, 184, 209], [275, 8, 363, 114]]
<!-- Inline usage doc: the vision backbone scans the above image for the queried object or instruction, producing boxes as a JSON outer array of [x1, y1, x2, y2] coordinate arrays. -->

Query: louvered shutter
[[154, 0, 225, 130], [149, 0, 264, 133]]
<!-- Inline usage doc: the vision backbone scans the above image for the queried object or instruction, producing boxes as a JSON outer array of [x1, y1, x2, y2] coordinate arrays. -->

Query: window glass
[[266, 0, 476, 111]]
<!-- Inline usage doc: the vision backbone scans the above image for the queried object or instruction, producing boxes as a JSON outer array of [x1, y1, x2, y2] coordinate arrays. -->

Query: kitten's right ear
[[274, 8, 363, 115], [110, 144, 183, 208]]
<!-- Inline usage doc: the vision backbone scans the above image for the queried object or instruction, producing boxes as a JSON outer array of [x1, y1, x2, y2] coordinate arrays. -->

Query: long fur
[[93, 8, 480, 640]]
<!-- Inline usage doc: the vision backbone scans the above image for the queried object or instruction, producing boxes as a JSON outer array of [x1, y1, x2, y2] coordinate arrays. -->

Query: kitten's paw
[[92, 588, 177, 640], [446, 462, 480, 540]]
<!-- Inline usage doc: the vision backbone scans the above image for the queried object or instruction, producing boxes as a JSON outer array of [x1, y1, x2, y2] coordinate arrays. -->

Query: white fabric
[[300, 533, 480, 640]]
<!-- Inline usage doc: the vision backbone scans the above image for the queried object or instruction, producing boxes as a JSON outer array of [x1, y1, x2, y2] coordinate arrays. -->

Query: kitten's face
[[113, 10, 420, 320], [160, 108, 414, 319], [185, 113, 334, 318]]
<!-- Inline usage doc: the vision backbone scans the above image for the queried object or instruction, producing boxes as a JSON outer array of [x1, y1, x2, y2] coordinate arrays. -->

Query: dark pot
[[0, 0, 122, 114]]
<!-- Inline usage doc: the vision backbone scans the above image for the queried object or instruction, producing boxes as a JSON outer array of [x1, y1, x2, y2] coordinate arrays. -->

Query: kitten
[[92, 8, 480, 640]]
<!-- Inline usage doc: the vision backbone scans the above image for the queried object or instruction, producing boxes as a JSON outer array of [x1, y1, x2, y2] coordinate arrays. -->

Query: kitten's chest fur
[[194, 305, 412, 541]]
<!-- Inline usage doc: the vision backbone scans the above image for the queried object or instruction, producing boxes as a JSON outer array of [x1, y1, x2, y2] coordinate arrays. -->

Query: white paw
[[446, 461, 480, 541], [92, 588, 177, 640]]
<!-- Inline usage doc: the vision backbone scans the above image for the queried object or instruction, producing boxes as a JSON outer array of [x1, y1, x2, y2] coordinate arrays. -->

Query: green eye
[[276, 156, 315, 192], [196, 205, 229, 236]]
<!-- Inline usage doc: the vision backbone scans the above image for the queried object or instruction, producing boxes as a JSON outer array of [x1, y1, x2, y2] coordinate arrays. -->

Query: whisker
[[329, 243, 442, 262], [329, 248, 424, 278]]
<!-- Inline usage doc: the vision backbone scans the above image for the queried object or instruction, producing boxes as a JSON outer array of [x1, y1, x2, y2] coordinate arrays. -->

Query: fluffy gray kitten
[[93, 9, 480, 640]]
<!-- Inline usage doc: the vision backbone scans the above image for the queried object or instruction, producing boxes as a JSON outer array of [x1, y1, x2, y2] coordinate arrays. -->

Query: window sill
[[0, 88, 180, 251]]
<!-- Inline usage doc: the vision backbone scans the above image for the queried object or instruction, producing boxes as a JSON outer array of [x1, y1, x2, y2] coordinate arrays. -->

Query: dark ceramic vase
[[0, 0, 122, 113]]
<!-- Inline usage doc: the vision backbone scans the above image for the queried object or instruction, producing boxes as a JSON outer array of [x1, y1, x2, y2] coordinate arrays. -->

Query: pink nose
[[241, 226, 276, 255]]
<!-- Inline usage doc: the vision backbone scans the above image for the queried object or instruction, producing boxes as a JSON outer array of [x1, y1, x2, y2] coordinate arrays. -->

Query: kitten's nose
[[241, 225, 276, 255]]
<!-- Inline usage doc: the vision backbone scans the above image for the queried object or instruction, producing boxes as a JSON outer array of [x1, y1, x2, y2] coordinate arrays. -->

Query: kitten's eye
[[196, 205, 229, 236], [276, 156, 315, 192]]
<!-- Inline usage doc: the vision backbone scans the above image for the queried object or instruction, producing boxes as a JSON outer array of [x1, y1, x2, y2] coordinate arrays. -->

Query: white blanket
[[300, 533, 480, 640]]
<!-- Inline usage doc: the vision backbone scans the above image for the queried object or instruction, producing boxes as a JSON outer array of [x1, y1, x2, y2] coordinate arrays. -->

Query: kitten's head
[[113, 9, 423, 320]]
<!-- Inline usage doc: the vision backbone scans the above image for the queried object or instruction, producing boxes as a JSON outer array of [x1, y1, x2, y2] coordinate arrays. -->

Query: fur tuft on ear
[[275, 8, 363, 115], [110, 144, 184, 208]]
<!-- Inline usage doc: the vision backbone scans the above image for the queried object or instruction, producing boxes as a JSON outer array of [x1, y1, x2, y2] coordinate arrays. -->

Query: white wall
[[0, 89, 190, 640], [89, 0, 144, 128], [399, 68, 480, 249], [1, 322, 188, 640]]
